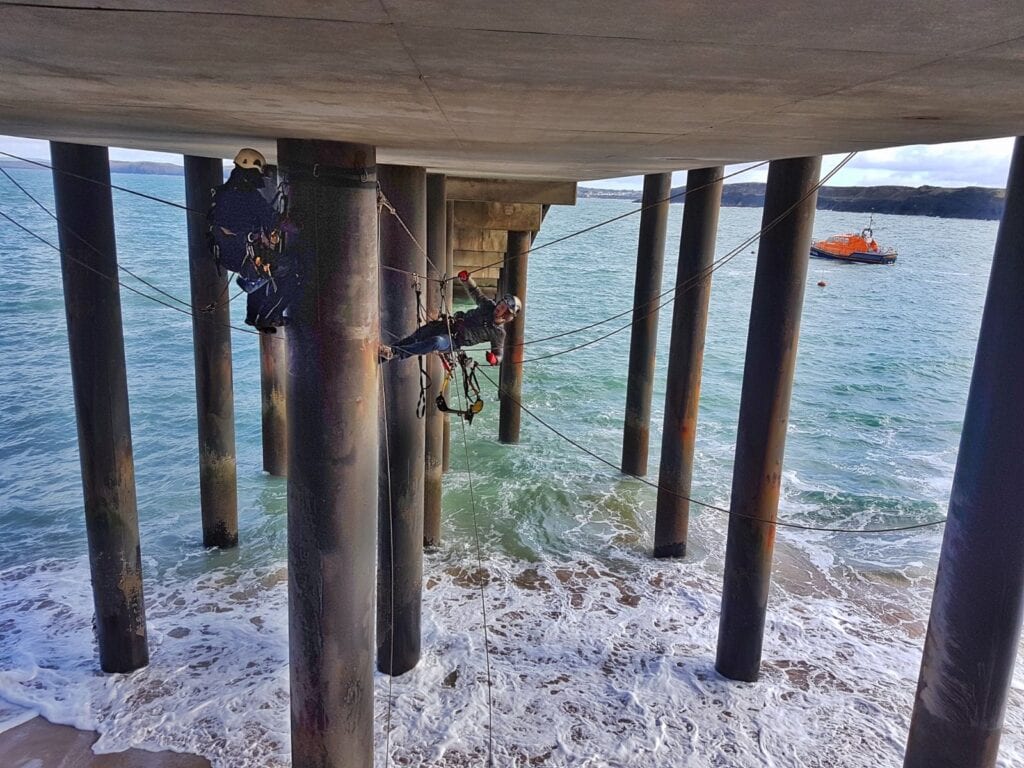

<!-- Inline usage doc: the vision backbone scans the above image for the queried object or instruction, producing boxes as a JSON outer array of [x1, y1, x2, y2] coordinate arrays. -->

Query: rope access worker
[[379, 271, 522, 364], [207, 148, 297, 333]]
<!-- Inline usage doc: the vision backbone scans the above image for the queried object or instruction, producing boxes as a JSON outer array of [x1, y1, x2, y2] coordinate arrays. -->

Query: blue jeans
[[392, 321, 453, 359]]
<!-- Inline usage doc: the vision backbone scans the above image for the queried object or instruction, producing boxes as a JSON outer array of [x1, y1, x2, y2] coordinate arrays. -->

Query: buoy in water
[[817, 280, 827, 287]]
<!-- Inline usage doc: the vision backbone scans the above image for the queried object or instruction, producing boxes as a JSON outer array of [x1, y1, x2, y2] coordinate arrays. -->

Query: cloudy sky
[[0, 134, 1016, 190]]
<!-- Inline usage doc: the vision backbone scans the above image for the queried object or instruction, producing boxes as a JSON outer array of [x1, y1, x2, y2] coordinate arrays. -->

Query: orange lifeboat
[[810, 224, 897, 264]]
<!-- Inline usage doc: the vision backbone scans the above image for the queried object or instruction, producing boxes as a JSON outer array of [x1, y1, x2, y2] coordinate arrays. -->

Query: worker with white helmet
[[208, 148, 296, 333]]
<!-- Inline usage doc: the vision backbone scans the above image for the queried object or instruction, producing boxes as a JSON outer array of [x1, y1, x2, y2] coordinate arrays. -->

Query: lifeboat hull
[[810, 246, 897, 265]]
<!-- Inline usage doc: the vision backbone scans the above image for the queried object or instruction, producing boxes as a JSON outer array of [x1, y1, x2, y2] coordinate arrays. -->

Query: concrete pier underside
[[1, 2, 1023, 176]]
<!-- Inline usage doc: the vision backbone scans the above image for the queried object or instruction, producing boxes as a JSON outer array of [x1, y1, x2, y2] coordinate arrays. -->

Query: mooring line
[[518, 152, 857, 363], [475, 367, 947, 535]]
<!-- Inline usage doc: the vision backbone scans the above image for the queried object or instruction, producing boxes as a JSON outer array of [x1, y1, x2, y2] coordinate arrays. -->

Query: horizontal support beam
[[453, 228, 508, 252], [454, 249, 505, 268], [446, 177, 576, 206], [453, 201, 542, 231]]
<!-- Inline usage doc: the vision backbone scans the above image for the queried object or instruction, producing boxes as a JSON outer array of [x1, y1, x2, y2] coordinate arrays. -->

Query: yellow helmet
[[233, 148, 267, 172]]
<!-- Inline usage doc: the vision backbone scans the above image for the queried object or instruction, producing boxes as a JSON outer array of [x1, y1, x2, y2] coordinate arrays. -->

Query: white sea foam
[[3, 512, 1023, 767]]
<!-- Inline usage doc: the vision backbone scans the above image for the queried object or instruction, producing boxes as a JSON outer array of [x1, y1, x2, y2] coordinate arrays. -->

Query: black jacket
[[453, 277, 506, 361]]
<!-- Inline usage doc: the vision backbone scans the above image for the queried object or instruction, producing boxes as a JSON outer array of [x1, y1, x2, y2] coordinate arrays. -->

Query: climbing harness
[[436, 350, 485, 423]]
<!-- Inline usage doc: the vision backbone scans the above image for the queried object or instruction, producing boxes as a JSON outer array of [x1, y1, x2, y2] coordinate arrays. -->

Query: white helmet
[[500, 294, 522, 316], [233, 148, 267, 172]]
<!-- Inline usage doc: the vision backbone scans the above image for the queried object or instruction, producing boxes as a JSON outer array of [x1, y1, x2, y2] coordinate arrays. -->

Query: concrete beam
[[446, 177, 576, 205], [454, 201, 542, 231], [453, 228, 508, 253], [454, 249, 505, 268]]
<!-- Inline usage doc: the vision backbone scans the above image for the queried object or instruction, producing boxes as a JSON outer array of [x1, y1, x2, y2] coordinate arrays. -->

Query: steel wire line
[[0, 150, 204, 214], [376, 161, 771, 286], [0, 166, 234, 312], [464, 160, 771, 280], [0, 206, 266, 337], [519, 153, 857, 363], [476, 368, 947, 535]]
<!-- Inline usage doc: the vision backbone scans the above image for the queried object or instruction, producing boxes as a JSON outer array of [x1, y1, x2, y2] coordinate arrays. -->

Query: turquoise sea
[[0, 166, 1020, 766]]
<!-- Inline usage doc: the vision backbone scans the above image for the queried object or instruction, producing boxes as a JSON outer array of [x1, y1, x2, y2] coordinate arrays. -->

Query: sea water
[[0, 166, 1020, 767]]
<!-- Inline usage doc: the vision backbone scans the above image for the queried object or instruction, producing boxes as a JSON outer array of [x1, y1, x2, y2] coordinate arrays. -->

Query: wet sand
[[1, 717, 210, 767]]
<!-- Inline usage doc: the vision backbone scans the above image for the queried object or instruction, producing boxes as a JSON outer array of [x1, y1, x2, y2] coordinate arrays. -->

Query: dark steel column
[[377, 164, 426, 676], [442, 200, 454, 474], [423, 174, 446, 546], [260, 330, 287, 476], [715, 156, 821, 682], [903, 137, 1024, 768], [184, 155, 238, 548], [621, 172, 672, 476], [498, 230, 531, 443], [50, 141, 149, 673], [654, 167, 724, 558], [278, 139, 378, 768], [260, 164, 287, 477]]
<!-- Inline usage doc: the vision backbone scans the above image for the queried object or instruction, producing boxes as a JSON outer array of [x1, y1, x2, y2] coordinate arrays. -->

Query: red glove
[[485, 351, 498, 366], [458, 270, 470, 282]]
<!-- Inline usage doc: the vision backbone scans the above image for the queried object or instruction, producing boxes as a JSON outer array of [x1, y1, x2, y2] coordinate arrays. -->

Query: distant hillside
[[0, 158, 186, 175], [580, 183, 1007, 220]]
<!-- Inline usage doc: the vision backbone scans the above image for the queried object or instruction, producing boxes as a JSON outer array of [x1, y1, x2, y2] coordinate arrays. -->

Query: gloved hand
[[458, 270, 470, 282], [485, 351, 498, 366]]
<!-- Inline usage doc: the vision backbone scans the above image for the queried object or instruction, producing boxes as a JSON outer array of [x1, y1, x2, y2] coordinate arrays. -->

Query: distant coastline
[[580, 182, 1007, 220], [1, 159, 1005, 220], [0, 158, 188, 176]]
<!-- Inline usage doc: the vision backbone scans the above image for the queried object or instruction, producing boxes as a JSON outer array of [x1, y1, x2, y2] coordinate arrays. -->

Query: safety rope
[[475, 367, 947, 534], [447, 318, 496, 767], [376, 185, 445, 281], [376, 204, 399, 766], [412, 274, 429, 420]]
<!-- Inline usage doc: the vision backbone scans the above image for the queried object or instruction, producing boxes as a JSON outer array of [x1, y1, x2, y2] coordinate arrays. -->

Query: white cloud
[[1, 134, 1017, 189], [588, 137, 1017, 190]]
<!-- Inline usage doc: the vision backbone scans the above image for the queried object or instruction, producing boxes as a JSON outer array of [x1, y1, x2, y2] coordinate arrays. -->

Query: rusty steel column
[[621, 172, 672, 476], [50, 141, 149, 673], [377, 164, 426, 676], [654, 167, 724, 558], [423, 174, 446, 546], [442, 200, 454, 474], [278, 138, 378, 768], [715, 155, 821, 682], [184, 155, 238, 548], [260, 164, 287, 477], [499, 230, 530, 444], [260, 330, 287, 476], [903, 137, 1024, 768]]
